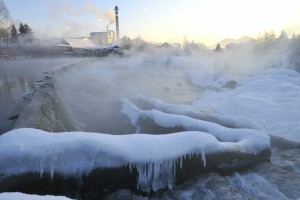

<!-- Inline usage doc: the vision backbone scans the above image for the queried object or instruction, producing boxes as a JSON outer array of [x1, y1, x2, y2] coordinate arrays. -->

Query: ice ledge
[[0, 126, 270, 197]]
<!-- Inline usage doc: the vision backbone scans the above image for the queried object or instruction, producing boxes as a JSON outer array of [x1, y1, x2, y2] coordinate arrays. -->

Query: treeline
[[10, 23, 33, 42], [0, 0, 64, 59], [1, 22, 63, 59]]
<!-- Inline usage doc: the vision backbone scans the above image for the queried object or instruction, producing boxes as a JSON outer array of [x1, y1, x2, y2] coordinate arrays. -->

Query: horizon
[[4, 0, 300, 46]]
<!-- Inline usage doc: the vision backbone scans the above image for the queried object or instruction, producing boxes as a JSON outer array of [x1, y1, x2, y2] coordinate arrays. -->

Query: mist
[[51, 36, 300, 134]]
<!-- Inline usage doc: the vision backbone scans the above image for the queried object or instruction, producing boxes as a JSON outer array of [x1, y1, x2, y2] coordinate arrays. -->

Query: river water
[[54, 57, 200, 134], [0, 57, 86, 134]]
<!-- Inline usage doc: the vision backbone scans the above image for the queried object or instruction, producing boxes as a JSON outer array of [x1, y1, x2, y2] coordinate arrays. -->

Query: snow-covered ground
[[192, 68, 300, 142]]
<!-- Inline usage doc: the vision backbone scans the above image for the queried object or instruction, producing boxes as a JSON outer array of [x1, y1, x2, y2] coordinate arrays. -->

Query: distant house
[[58, 37, 96, 53], [160, 42, 181, 49], [58, 35, 122, 56]]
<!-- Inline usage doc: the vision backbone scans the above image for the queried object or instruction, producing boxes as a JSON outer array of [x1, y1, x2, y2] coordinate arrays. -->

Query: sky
[[4, 0, 300, 46]]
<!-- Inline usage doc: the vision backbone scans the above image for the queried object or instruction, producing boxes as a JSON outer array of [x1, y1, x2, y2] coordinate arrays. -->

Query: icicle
[[129, 163, 132, 173], [38, 160, 44, 178], [135, 126, 141, 134], [50, 163, 54, 179], [173, 158, 176, 177], [180, 156, 183, 169], [135, 159, 177, 193], [201, 150, 206, 167]]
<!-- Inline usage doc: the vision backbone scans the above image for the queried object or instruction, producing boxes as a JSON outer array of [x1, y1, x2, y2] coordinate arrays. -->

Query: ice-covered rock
[[0, 123, 270, 198]]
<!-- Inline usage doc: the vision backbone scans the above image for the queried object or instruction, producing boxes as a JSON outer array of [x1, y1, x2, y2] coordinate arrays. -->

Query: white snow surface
[[0, 192, 73, 200], [192, 68, 300, 142], [121, 99, 269, 152], [0, 124, 269, 191]]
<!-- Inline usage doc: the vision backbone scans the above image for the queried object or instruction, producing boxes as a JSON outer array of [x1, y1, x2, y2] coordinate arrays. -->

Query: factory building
[[58, 6, 121, 56]]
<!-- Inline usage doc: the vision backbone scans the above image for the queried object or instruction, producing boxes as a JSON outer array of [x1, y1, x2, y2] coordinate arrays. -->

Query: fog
[[0, 57, 88, 134], [53, 36, 300, 134], [54, 56, 200, 134]]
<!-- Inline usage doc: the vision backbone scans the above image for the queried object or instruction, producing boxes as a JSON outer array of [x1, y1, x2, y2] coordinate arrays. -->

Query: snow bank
[[121, 99, 269, 153], [142, 97, 263, 130], [0, 123, 269, 192], [0, 192, 73, 200], [193, 68, 300, 142], [0, 128, 222, 192]]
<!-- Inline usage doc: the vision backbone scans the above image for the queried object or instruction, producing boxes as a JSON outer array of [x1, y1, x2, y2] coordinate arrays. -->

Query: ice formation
[[141, 97, 263, 130], [0, 121, 269, 192], [121, 99, 270, 153]]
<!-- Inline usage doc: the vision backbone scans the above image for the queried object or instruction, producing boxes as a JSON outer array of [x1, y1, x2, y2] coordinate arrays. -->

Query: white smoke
[[60, 0, 115, 25]]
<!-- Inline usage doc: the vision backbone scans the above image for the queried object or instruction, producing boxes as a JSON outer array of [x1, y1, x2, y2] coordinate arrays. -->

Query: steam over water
[[0, 58, 86, 134], [1, 36, 300, 199], [54, 57, 200, 134]]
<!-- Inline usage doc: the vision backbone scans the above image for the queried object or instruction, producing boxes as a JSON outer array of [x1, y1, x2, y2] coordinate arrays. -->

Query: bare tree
[[256, 31, 276, 43], [0, 0, 9, 38], [0, 0, 9, 25]]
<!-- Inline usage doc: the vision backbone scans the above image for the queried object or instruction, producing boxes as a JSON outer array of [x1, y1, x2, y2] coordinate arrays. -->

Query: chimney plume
[[114, 6, 119, 41]]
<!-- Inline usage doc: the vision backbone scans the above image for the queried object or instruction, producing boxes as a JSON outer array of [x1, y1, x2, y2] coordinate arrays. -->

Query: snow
[[1, 38, 299, 197], [121, 99, 269, 152], [142, 97, 263, 130], [0, 125, 269, 192], [192, 68, 300, 142], [0, 192, 73, 200]]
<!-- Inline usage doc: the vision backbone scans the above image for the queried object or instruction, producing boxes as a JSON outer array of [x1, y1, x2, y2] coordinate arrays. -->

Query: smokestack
[[114, 6, 119, 41]]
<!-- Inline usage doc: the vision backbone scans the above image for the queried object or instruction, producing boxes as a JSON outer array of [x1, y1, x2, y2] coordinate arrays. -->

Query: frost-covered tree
[[18, 22, 25, 35], [279, 30, 288, 40], [23, 23, 32, 35], [10, 24, 17, 41], [256, 31, 276, 43], [18, 22, 33, 38], [215, 43, 222, 52]]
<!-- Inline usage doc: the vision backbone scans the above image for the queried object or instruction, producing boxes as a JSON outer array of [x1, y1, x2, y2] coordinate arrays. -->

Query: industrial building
[[58, 6, 121, 56]]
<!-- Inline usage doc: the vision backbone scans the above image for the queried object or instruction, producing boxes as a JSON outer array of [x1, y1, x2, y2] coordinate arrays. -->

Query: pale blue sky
[[4, 0, 300, 45]]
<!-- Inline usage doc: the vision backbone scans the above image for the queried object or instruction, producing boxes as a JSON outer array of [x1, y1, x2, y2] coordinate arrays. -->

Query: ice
[[227, 172, 288, 200], [0, 192, 73, 200], [0, 128, 222, 192], [0, 122, 269, 192]]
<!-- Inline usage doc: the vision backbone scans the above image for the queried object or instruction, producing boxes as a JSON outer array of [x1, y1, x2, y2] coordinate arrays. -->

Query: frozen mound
[[121, 99, 269, 153], [0, 101, 270, 198], [140, 97, 263, 130]]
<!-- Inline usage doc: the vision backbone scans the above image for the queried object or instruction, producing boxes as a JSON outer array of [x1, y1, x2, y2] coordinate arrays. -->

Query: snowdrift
[[193, 68, 300, 142], [0, 105, 270, 198]]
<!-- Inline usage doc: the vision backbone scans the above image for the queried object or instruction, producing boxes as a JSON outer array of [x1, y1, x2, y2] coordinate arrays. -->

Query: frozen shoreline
[[1, 52, 299, 199]]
